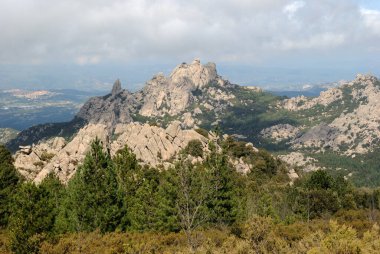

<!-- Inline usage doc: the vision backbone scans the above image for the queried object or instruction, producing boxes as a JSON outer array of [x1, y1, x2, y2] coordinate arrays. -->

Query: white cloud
[[283, 1, 305, 19], [278, 33, 346, 50], [361, 8, 380, 35], [0, 0, 377, 66]]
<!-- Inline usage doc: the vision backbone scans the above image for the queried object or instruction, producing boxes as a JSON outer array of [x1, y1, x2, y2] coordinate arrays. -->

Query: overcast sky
[[0, 0, 379, 90]]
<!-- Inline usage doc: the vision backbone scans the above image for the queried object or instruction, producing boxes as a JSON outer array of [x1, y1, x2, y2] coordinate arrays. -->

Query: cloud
[[0, 0, 378, 66], [283, 1, 305, 19], [75, 55, 101, 65], [361, 8, 380, 35], [277, 33, 346, 50]]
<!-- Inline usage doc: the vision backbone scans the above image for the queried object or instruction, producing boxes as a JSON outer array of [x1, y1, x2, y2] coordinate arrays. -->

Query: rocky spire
[[111, 79, 122, 96], [169, 58, 217, 88]]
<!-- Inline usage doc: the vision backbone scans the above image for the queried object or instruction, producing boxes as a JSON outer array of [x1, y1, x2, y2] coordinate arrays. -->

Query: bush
[[184, 139, 204, 158], [222, 136, 254, 158], [195, 128, 209, 138], [40, 152, 55, 162]]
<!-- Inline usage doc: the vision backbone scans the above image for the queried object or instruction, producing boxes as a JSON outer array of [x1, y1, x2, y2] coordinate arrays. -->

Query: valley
[[0, 88, 102, 130]]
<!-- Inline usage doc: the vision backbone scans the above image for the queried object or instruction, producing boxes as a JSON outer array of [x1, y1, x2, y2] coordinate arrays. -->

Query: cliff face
[[76, 87, 137, 127]]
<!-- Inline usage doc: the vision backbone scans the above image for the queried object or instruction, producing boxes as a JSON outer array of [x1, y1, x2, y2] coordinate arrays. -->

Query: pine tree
[[205, 142, 241, 225], [56, 138, 121, 233], [0, 145, 20, 228], [9, 180, 59, 254], [112, 145, 179, 231]]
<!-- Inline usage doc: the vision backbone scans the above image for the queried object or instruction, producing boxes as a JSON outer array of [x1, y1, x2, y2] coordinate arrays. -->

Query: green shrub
[[40, 152, 55, 162], [184, 139, 204, 158], [195, 128, 209, 138], [33, 161, 44, 168]]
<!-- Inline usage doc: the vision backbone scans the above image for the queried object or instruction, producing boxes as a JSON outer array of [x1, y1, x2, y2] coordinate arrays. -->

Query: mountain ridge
[[7, 59, 380, 185]]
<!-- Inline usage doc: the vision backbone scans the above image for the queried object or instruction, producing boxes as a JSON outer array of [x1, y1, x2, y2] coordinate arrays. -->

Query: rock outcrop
[[260, 124, 300, 143], [278, 152, 320, 172], [111, 121, 209, 165], [281, 87, 343, 111], [139, 59, 224, 117], [291, 124, 338, 150], [76, 81, 138, 128], [111, 79, 122, 96], [14, 121, 210, 183], [14, 137, 67, 181]]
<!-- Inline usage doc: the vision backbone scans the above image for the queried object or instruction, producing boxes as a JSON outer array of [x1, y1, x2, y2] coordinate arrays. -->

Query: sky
[[0, 0, 379, 91]]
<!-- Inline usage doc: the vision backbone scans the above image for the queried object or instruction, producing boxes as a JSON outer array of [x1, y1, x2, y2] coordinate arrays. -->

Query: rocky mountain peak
[[139, 59, 223, 117], [111, 79, 122, 96], [75, 78, 136, 128], [354, 73, 378, 83], [169, 58, 217, 88]]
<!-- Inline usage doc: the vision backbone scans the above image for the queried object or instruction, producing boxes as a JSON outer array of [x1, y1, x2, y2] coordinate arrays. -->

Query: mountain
[[261, 74, 380, 185], [7, 59, 272, 149], [11, 59, 263, 182], [8, 60, 380, 185], [277, 74, 380, 155]]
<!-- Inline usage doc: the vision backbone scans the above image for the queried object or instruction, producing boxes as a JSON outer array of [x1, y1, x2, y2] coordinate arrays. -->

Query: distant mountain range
[[6, 60, 380, 186], [268, 82, 340, 97]]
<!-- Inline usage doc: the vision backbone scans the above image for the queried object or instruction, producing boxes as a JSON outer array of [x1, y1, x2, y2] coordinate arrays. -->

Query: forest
[[1, 137, 380, 253]]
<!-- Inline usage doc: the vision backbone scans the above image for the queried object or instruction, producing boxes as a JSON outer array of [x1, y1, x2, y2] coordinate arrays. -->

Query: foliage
[[0, 145, 20, 228], [184, 139, 204, 158], [173, 159, 212, 251], [8, 175, 63, 254], [55, 138, 121, 233], [222, 136, 254, 158], [310, 149, 380, 187], [40, 152, 55, 162], [204, 145, 243, 225], [3, 139, 380, 253], [195, 128, 209, 138]]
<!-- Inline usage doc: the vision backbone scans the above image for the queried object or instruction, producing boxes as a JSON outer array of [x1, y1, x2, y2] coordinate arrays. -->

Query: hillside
[[261, 74, 380, 186], [0, 128, 19, 144]]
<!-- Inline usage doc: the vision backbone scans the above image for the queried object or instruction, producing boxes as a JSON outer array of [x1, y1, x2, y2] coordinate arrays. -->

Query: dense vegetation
[[1, 139, 380, 253]]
